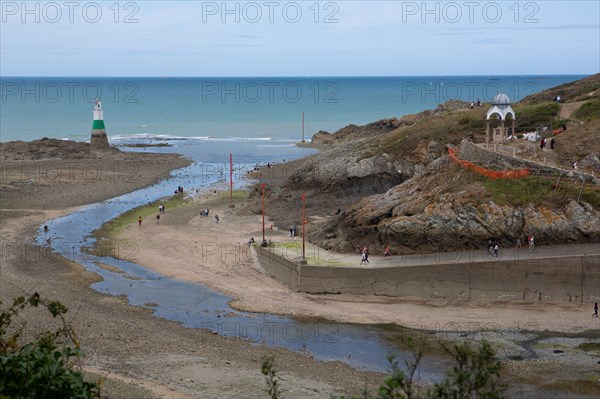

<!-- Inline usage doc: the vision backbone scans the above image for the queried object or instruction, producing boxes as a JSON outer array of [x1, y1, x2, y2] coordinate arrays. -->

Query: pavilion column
[[512, 118, 515, 139], [485, 120, 490, 148]]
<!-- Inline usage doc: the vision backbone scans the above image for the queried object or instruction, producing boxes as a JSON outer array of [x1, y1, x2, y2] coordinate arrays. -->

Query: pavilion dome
[[492, 92, 511, 105]]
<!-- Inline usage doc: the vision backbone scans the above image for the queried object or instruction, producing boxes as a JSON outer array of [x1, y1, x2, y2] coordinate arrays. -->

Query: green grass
[[216, 189, 250, 201], [573, 99, 600, 121], [513, 102, 560, 131], [480, 176, 600, 208], [94, 195, 192, 240]]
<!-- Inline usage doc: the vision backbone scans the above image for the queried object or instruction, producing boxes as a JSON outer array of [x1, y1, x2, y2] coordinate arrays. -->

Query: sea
[[0, 76, 587, 152]]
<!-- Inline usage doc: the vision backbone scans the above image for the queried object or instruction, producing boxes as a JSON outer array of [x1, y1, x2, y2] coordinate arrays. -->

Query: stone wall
[[459, 140, 596, 183], [254, 246, 300, 290], [256, 247, 600, 303]]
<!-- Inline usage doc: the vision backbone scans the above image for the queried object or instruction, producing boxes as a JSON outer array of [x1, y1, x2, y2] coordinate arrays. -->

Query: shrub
[[261, 339, 506, 399], [0, 293, 101, 398], [573, 99, 600, 121]]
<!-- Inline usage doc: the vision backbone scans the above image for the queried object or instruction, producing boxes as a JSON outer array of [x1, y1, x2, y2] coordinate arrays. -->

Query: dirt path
[[559, 101, 585, 120]]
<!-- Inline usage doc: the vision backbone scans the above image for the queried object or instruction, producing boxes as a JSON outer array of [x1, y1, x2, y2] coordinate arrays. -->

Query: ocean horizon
[[0, 75, 587, 144]]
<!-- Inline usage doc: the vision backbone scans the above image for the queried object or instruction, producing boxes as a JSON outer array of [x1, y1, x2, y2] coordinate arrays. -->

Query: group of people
[[469, 98, 482, 109], [199, 208, 220, 223], [515, 235, 535, 249], [174, 186, 184, 195], [360, 246, 369, 265], [355, 245, 392, 264], [539, 137, 555, 150], [289, 224, 298, 237], [487, 240, 500, 257]]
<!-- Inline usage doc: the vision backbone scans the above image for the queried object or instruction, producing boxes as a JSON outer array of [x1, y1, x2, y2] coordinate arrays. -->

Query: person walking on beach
[[215, 214, 220, 223], [516, 237, 522, 249], [156, 214, 160, 224], [384, 246, 391, 257], [594, 302, 598, 318], [493, 244, 499, 257], [550, 138, 555, 150], [138, 216, 142, 227]]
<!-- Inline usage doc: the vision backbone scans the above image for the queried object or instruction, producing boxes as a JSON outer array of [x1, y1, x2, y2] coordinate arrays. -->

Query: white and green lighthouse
[[90, 99, 109, 147]]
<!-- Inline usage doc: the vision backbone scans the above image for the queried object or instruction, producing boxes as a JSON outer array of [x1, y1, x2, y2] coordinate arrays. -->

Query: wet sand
[[0, 148, 381, 398]]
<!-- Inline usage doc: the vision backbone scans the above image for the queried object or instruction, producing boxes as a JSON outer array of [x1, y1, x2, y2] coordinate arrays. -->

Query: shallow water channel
[[37, 159, 446, 381]]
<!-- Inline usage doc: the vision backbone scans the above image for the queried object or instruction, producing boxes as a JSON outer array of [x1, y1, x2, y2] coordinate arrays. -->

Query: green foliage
[[0, 294, 101, 398], [480, 176, 600, 209], [431, 341, 505, 399], [261, 356, 282, 399], [262, 340, 506, 399], [551, 119, 568, 129], [573, 99, 600, 121], [95, 194, 192, 239], [513, 102, 559, 131]]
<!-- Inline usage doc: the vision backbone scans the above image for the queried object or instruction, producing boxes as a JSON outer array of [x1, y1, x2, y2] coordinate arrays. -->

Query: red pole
[[301, 194, 306, 262], [229, 153, 233, 206], [301, 112, 305, 143], [262, 183, 266, 244]]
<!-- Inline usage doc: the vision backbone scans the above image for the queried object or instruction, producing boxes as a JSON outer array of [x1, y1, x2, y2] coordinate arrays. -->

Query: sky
[[1, 0, 599, 76]]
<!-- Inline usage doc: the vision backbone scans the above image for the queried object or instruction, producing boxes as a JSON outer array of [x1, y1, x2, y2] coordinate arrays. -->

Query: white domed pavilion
[[485, 92, 516, 146]]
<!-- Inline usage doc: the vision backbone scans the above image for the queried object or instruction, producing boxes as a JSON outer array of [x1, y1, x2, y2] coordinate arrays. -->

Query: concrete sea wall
[[255, 246, 600, 302]]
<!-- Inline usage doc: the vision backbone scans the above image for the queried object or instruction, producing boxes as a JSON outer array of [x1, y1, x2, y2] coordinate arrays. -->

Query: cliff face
[[285, 144, 403, 195], [309, 161, 600, 254]]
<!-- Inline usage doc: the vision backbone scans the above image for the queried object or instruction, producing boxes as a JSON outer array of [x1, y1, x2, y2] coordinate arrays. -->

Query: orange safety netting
[[448, 147, 530, 179]]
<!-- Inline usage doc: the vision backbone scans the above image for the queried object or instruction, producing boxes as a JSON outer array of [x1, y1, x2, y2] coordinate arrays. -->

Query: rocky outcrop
[[308, 164, 600, 254], [311, 119, 402, 147], [285, 144, 405, 195], [579, 153, 600, 173], [0, 138, 120, 160]]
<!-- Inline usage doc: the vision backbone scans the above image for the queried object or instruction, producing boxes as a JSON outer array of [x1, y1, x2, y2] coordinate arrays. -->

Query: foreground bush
[[262, 338, 506, 399], [0, 293, 101, 398]]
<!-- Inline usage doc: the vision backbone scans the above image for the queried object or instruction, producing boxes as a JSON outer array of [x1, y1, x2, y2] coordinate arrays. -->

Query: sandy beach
[[0, 143, 383, 399], [115, 198, 597, 334]]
